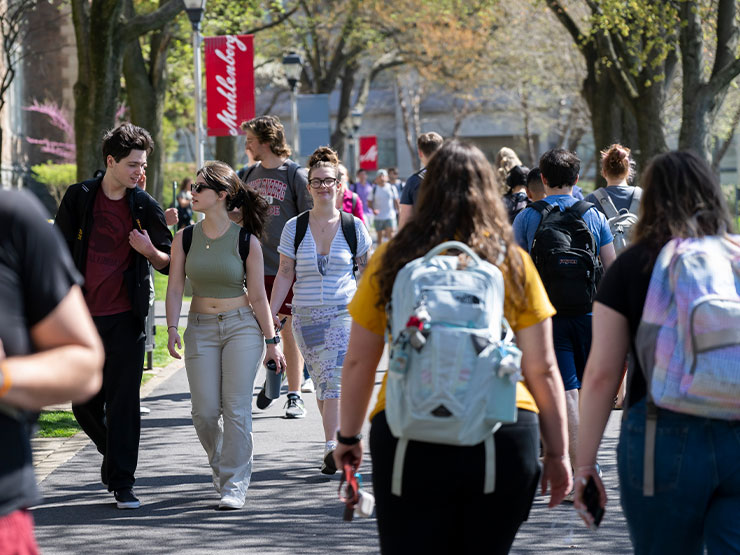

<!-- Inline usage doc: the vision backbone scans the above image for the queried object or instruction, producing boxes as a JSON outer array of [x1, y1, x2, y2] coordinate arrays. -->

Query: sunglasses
[[192, 182, 221, 194]]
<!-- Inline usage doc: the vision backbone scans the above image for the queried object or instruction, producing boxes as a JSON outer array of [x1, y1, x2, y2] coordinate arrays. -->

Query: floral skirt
[[291, 304, 351, 400]]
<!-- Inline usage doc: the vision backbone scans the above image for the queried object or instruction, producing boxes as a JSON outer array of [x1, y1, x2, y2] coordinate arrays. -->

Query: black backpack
[[529, 200, 602, 316], [293, 211, 358, 278]]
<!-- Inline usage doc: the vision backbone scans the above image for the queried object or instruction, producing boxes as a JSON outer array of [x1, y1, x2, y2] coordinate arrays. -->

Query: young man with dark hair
[[525, 167, 545, 201], [238, 115, 312, 418], [512, 149, 615, 488], [55, 122, 172, 509], [398, 131, 444, 228]]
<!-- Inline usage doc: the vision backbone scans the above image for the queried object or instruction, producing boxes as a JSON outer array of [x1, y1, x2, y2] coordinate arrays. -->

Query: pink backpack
[[635, 235, 740, 494]]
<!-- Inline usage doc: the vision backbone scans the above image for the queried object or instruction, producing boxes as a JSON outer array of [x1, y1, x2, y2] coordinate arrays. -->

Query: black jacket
[[54, 175, 172, 330]]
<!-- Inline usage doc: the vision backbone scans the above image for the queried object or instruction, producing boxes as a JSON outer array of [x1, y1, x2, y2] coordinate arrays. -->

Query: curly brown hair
[[632, 151, 732, 265], [376, 140, 525, 309], [197, 161, 269, 238]]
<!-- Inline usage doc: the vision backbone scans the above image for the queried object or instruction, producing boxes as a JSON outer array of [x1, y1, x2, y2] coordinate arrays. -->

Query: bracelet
[[336, 431, 362, 446], [0, 361, 12, 398], [167, 326, 177, 332]]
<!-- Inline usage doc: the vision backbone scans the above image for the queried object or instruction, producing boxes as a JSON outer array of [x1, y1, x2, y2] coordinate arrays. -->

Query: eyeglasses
[[193, 182, 220, 194], [309, 177, 338, 189]]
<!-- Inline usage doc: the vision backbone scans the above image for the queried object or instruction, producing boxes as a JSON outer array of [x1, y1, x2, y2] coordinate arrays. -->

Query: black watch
[[265, 335, 281, 345], [336, 431, 363, 445]]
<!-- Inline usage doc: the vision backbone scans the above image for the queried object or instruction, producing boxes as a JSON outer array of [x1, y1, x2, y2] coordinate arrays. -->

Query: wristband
[[336, 431, 362, 446], [167, 326, 177, 332], [0, 361, 12, 398], [265, 335, 280, 345]]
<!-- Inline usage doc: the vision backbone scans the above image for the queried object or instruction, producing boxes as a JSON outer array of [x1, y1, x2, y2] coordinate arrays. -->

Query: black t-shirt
[[399, 168, 426, 206], [0, 190, 82, 516], [594, 242, 656, 408]]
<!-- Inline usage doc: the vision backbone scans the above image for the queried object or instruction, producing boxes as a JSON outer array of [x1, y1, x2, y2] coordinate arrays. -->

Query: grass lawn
[[151, 326, 185, 367], [36, 411, 81, 438], [153, 270, 193, 302]]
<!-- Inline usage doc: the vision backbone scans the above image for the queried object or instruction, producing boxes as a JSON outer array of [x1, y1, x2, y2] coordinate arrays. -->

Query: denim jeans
[[618, 399, 740, 554]]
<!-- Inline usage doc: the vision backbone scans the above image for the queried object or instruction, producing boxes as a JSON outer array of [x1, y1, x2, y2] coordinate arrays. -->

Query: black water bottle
[[264, 360, 281, 399]]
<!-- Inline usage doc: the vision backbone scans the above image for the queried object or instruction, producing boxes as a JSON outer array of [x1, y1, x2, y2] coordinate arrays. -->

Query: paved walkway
[[31, 354, 632, 553]]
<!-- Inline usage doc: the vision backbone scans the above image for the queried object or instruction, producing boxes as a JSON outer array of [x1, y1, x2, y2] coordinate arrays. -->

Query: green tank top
[[185, 221, 246, 298]]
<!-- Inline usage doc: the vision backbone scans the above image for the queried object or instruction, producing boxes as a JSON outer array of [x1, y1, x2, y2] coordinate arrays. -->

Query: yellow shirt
[[347, 243, 555, 421]]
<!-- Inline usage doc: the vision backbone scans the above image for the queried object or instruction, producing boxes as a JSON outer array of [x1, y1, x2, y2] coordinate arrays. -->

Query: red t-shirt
[[84, 191, 133, 315]]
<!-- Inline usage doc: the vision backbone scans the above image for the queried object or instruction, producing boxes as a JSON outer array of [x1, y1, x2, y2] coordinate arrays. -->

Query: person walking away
[[398, 132, 443, 229], [176, 177, 194, 230], [334, 140, 572, 553], [239, 115, 312, 418], [0, 189, 103, 554], [55, 122, 172, 510], [525, 168, 545, 202], [574, 151, 740, 553], [350, 169, 374, 229], [512, 149, 616, 492], [502, 165, 530, 223], [270, 147, 371, 474], [368, 169, 399, 244], [584, 144, 641, 408], [166, 161, 286, 510]]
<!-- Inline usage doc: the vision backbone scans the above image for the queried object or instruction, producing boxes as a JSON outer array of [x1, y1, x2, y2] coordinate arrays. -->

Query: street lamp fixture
[[282, 52, 303, 156], [183, 0, 207, 173]]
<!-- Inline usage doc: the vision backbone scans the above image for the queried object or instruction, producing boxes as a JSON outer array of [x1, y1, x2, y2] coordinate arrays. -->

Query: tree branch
[[712, 0, 738, 79], [243, 6, 297, 35], [545, 0, 589, 57], [121, 0, 182, 42]]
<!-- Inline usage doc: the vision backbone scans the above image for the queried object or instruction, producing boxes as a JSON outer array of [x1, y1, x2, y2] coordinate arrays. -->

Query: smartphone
[[583, 476, 604, 529]]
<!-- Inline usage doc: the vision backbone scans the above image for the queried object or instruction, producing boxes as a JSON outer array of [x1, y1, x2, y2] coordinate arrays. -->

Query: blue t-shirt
[[512, 194, 613, 254]]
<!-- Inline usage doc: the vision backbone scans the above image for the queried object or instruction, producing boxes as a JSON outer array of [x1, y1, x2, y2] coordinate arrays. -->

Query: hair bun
[[308, 146, 339, 168], [600, 143, 633, 180]]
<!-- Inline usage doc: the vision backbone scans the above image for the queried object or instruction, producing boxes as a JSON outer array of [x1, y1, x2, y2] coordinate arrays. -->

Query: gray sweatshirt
[[243, 160, 312, 275]]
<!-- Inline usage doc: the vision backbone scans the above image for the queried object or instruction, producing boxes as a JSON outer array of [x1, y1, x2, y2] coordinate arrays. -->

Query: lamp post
[[184, 0, 207, 171], [282, 52, 303, 157], [350, 109, 362, 179]]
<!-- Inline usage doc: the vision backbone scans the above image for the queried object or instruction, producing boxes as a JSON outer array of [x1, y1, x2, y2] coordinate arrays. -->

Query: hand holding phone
[[582, 476, 605, 529]]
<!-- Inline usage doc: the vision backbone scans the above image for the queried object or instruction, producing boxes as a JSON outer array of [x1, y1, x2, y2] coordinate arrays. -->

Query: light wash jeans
[[618, 398, 740, 554], [184, 306, 265, 505]]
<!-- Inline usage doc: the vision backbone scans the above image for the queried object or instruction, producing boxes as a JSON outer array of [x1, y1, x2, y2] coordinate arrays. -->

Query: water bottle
[[264, 360, 282, 400]]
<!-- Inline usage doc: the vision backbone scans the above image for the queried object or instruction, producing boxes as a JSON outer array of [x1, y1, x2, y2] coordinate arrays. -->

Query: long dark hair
[[197, 161, 269, 238], [632, 151, 732, 263], [376, 140, 525, 309]]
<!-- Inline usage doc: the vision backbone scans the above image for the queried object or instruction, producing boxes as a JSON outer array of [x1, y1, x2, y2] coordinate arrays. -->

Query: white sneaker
[[217, 496, 244, 510], [284, 393, 306, 419], [301, 378, 315, 393]]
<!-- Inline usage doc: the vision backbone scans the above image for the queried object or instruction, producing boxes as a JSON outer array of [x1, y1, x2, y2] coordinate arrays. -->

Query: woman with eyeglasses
[[269, 146, 372, 474], [165, 161, 286, 510]]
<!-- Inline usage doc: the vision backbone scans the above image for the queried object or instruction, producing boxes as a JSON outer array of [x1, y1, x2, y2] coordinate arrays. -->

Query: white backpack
[[385, 241, 522, 496], [634, 236, 740, 495], [592, 187, 641, 254]]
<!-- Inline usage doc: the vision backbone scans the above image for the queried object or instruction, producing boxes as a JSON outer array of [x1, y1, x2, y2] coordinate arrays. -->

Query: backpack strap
[[340, 211, 358, 277], [391, 438, 408, 496], [643, 399, 658, 497], [629, 186, 642, 216], [285, 159, 300, 189], [569, 200, 595, 219], [293, 211, 310, 255], [237, 164, 256, 183], [351, 192, 358, 212], [593, 188, 619, 219], [182, 224, 194, 256], [238, 227, 251, 263]]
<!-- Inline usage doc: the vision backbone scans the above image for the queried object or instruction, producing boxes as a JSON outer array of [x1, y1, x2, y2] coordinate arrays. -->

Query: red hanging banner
[[359, 136, 378, 170], [205, 34, 254, 136]]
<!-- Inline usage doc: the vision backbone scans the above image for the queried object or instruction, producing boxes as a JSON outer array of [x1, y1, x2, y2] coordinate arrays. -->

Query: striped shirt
[[277, 215, 372, 306]]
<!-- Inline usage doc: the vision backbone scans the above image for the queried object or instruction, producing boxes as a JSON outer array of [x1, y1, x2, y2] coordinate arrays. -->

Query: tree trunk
[[71, 0, 126, 182], [581, 61, 639, 187], [215, 135, 240, 168]]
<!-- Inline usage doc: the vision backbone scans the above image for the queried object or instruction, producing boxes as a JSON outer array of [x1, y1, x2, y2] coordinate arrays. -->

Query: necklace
[[311, 212, 339, 234], [203, 220, 230, 249]]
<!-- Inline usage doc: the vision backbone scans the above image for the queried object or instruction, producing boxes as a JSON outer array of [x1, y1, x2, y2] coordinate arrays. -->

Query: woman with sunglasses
[[270, 146, 372, 474], [165, 161, 286, 510]]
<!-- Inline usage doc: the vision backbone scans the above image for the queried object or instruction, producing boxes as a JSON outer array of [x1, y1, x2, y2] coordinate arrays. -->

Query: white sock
[[288, 391, 300, 397]]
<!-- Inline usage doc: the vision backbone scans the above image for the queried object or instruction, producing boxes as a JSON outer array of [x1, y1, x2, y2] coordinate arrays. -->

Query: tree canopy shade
[[547, 0, 740, 174]]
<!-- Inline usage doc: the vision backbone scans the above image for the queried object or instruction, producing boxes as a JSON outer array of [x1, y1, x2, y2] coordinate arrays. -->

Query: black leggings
[[369, 409, 541, 555]]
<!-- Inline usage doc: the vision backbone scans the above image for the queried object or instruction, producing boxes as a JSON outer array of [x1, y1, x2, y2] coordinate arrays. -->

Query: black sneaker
[[320, 448, 337, 475], [114, 488, 141, 509], [256, 380, 275, 410]]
